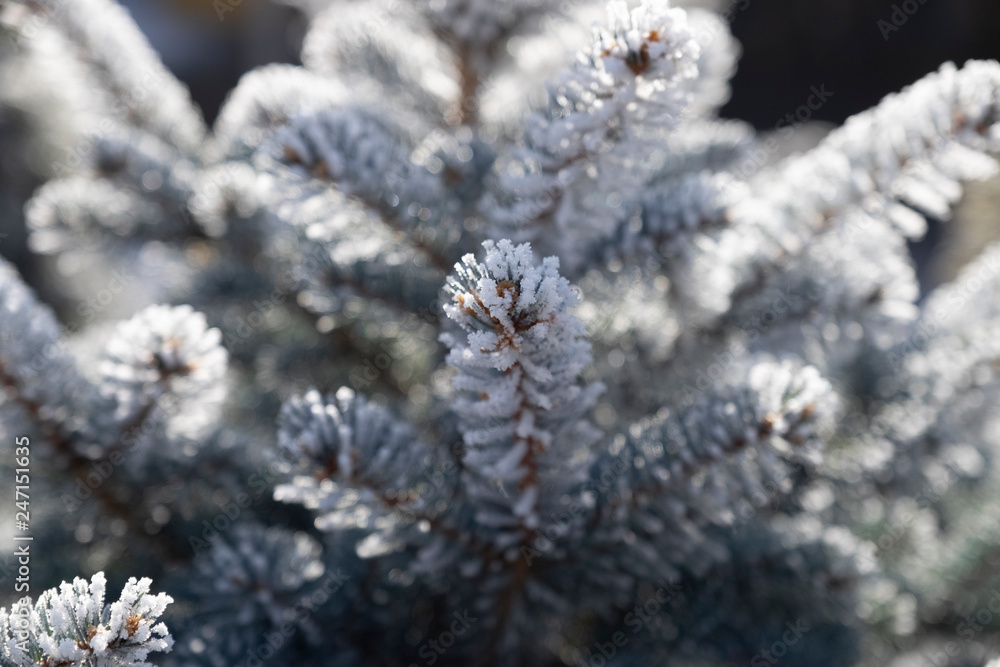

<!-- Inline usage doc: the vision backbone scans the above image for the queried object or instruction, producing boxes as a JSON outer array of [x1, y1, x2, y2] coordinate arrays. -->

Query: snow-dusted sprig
[[490, 0, 701, 267], [678, 60, 1000, 326], [263, 96, 458, 248], [823, 60, 1000, 209], [12, 0, 206, 155], [97, 304, 228, 446], [556, 360, 837, 628], [577, 359, 837, 595], [274, 387, 455, 558], [595, 358, 836, 526], [442, 239, 602, 547], [0, 267, 219, 563], [0, 572, 173, 667], [539, 0, 699, 155]]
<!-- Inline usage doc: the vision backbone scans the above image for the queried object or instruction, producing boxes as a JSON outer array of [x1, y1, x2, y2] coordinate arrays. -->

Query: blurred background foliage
[[3, 0, 999, 297]]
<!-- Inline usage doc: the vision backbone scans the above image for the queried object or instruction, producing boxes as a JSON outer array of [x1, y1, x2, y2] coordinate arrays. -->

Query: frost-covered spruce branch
[[271, 241, 602, 643], [270, 240, 603, 655], [592, 360, 835, 526], [489, 0, 702, 267], [0, 257, 225, 561], [572, 359, 837, 609], [442, 240, 601, 548], [661, 60, 1000, 329], [0, 572, 173, 667], [0, 255, 226, 455]]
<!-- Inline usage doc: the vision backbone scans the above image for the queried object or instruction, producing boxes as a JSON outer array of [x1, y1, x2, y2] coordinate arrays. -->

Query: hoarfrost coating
[[1, 0, 1000, 664]]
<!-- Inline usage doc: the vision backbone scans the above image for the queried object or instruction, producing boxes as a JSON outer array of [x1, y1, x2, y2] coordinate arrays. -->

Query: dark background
[[724, 0, 1000, 129]]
